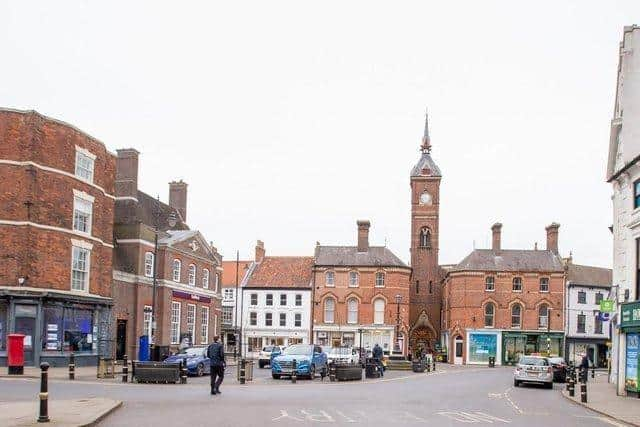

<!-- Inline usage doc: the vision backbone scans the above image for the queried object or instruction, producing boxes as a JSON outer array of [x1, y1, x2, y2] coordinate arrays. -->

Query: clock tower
[[409, 112, 443, 356]]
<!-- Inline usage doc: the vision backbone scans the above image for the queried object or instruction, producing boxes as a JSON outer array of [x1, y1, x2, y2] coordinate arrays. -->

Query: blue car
[[271, 344, 327, 380], [164, 346, 210, 376]]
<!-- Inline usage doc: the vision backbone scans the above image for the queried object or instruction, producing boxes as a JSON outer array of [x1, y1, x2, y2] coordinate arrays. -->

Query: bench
[[133, 361, 181, 384]]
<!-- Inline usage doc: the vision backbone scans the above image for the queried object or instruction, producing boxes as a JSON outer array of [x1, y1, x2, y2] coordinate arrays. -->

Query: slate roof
[[315, 246, 409, 268], [451, 249, 564, 272], [115, 190, 189, 231], [410, 152, 442, 177], [221, 260, 251, 288], [566, 263, 612, 288], [159, 230, 198, 245], [245, 257, 314, 289]]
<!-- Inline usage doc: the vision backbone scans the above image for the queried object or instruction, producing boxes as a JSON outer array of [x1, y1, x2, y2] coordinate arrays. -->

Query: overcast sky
[[2, 1, 638, 267]]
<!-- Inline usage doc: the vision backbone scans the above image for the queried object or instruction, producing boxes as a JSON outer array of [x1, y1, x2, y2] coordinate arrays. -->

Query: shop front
[[315, 326, 395, 355], [0, 288, 112, 367], [502, 331, 564, 365], [621, 301, 640, 396], [466, 330, 502, 365], [566, 338, 609, 367]]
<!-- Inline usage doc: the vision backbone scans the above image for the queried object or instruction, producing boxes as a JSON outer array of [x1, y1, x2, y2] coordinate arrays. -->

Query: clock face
[[420, 191, 432, 205]]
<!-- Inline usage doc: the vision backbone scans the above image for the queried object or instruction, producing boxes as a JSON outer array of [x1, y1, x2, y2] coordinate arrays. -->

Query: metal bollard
[[580, 381, 587, 403], [591, 366, 595, 379], [122, 354, 128, 383], [291, 359, 297, 384], [180, 359, 187, 384], [426, 360, 431, 372], [68, 352, 75, 381], [329, 362, 336, 382], [239, 359, 246, 385], [38, 362, 50, 423], [568, 368, 575, 397], [432, 359, 436, 372]]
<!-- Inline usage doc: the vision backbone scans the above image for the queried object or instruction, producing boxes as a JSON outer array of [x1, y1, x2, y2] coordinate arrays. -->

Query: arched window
[[172, 259, 182, 282], [188, 264, 196, 286], [375, 272, 385, 287], [484, 303, 495, 327], [202, 269, 209, 289], [349, 271, 359, 287], [324, 298, 335, 323], [538, 304, 549, 329], [420, 228, 431, 248], [347, 298, 358, 324], [373, 299, 385, 324], [144, 252, 154, 278], [511, 304, 522, 328]]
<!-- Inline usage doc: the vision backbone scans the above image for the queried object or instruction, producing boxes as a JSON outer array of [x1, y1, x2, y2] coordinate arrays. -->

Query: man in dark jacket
[[207, 336, 225, 395], [372, 343, 384, 377]]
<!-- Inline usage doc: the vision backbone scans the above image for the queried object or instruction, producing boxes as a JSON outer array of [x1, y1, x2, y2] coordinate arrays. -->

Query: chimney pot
[[255, 240, 265, 262], [491, 222, 502, 251], [545, 222, 560, 253], [357, 220, 370, 252], [169, 180, 188, 222]]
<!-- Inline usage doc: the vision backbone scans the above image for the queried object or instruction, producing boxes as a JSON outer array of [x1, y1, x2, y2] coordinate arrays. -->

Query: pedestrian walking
[[207, 336, 226, 395], [372, 343, 384, 377], [579, 353, 589, 383]]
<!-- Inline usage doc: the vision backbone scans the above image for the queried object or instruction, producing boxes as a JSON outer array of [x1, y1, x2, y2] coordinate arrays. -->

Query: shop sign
[[625, 333, 639, 393], [621, 301, 640, 329], [172, 290, 211, 304], [600, 299, 614, 313]]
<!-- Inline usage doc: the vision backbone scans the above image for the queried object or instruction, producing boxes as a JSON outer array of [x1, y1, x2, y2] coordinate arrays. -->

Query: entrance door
[[116, 320, 127, 360], [454, 336, 464, 365], [14, 317, 36, 366]]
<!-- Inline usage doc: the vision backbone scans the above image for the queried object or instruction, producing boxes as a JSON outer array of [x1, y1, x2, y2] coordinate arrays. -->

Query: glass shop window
[[42, 305, 95, 353]]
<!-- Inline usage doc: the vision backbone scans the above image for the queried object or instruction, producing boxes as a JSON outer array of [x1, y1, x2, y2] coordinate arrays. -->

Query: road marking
[[333, 409, 359, 423], [272, 410, 304, 422], [502, 387, 523, 415], [437, 411, 511, 423], [300, 410, 335, 423]]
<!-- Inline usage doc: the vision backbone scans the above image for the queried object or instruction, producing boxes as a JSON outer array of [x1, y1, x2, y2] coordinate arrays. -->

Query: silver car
[[513, 355, 553, 389]]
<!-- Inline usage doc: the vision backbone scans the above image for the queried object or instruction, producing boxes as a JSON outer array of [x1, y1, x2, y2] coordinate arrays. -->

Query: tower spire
[[421, 109, 431, 153]]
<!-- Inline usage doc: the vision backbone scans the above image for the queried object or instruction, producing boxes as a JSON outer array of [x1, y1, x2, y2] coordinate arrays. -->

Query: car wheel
[[513, 379, 519, 387], [272, 374, 281, 380], [308, 364, 316, 380], [197, 363, 205, 377], [259, 361, 264, 369]]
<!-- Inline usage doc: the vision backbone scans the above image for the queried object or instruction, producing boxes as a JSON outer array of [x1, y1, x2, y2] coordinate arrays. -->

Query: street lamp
[[546, 307, 553, 356], [395, 294, 402, 355], [357, 328, 364, 364]]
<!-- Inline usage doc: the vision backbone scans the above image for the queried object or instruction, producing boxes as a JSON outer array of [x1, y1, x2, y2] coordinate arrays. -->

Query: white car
[[327, 347, 359, 365], [513, 355, 553, 389], [258, 345, 281, 368]]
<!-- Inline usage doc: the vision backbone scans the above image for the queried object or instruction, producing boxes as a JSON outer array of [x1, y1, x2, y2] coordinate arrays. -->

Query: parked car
[[327, 346, 359, 365], [258, 345, 281, 368], [271, 344, 328, 380], [163, 346, 209, 376], [513, 355, 553, 389], [548, 357, 567, 382]]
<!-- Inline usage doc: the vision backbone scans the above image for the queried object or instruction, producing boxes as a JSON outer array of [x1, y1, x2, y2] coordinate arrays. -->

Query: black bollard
[[68, 352, 75, 381], [591, 366, 595, 379], [432, 358, 436, 372], [426, 359, 431, 372], [38, 362, 50, 423], [239, 359, 246, 385], [568, 368, 575, 397], [580, 381, 587, 403], [291, 359, 297, 384], [329, 362, 336, 382], [180, 359, 187, 384], [122, 354, 128, 383]]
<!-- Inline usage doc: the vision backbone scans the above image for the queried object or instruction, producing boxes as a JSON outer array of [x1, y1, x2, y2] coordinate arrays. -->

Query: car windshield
[[328, 347, 351, 355], [548, 357, 564, 364], [263, 346, 275, 352], [519, 357, 548, 366], [283, 345, 311, 355]]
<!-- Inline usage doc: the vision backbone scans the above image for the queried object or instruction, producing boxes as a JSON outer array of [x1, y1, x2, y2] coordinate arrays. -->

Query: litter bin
[[7, 334, 25, 375], [139, 335, 150, 361], [488, 356, 495, 368], [152, 345, 170, 362]]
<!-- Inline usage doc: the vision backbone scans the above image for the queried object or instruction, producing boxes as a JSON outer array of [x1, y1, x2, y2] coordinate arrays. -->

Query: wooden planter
[[334, 364, 363, 381]]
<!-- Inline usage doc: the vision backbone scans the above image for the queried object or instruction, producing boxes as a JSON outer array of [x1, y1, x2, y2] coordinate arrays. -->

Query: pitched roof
[[159, 230, 198, 245], [245, 257, 314, 289], [410, 152, 442, 177], [451, 249, 564, 272], [567, 263, 612, 288], [115, 190, 189, 231], [314, 246, 409, 268], [221, 260, 251, 288]]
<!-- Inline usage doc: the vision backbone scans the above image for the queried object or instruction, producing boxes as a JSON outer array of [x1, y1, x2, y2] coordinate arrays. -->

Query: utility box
[[7, 334, 25, 375], [139, 335, 150, 361]]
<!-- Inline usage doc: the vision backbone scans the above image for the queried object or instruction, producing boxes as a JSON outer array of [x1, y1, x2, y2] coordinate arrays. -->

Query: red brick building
[[312, 221, 411, 356], [408, 115, 446, 356], [442, 223, 566, 365], [112, 149, 222, 360], [0, 109, 115, 367]]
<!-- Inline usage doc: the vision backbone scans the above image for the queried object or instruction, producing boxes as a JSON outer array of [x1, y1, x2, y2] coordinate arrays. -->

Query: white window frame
[[223, 289, 234, 301], [373, 299, 385, 325], [187, 303, 196, 345], [266, 293, 273, 306], [512, 277, 522, 292], [279, 312, 286, 327], [200, 306, 209, 344], [280, 294, 287, 306], [538, 305, 549, 329], [484, 303, 495, 328], [250, 293, 258, 306], [72, 192, 94, 235], [324, 298, 335, 324], [71, 245, 90, 292], [349, 271, 359, 288], [347, 298, 358, 324], [188, 264, 196, 286], [74, 146, 96, 183], [539, 277, 549, 293], [172, 259, 182, 282], [265, 312, 273, 327], [202, 269, 210, 289], [375, 272, 385, 288], [294, 313, 302, 328], [170, 301, 181, 344], [485, 276, 495, 292], [222, 306, 233, 324], [144, 252, 154, 278], [511, 304, 522, 328], [143, 305, 152, 338], [295, 294, 302, 306], [249, 311, 257, 326], [325, 271, 335, 287]]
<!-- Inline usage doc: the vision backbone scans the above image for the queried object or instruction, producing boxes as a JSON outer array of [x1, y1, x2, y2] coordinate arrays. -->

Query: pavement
[[562, 371, 640, 427], [0, 364, 632, 426], [0, 397, 122, 427]]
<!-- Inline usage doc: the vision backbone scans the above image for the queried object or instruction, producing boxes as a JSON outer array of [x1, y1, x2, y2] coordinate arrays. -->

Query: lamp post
[[357, 328, 364, 364], [395, 294, 402, 355], [546, 307, 553, 356], [150, 198, 177, 360]]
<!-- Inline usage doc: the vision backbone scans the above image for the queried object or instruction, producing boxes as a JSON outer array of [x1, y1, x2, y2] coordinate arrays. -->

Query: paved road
[[0, 365, 628, 426]]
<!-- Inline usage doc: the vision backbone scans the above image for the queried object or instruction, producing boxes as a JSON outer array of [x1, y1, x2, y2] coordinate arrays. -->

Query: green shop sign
[[621, 301, 640, 329], [600, 299, 615, 313]]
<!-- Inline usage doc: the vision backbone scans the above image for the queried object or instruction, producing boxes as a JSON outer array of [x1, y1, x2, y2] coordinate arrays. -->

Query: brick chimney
[[491, 222, 502, 251], [546, 222, 560, 253], [255, 240, 265, 262], [115, 149, 139, 199], [357, 220, 370, 252], [169, 180, 188, 222]]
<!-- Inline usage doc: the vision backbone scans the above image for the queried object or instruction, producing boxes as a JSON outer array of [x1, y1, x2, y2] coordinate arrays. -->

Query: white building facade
[[607, 25, 640, 396], [565, 284, 611, 366]]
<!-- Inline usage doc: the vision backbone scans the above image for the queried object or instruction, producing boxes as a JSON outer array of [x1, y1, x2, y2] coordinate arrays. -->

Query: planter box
[[412, 361, 426, 373], [334, 364, 362, 381], [133, 361, 180, 384]]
